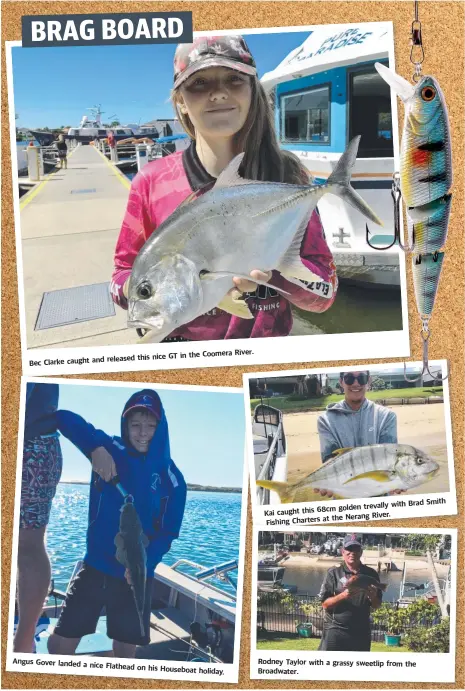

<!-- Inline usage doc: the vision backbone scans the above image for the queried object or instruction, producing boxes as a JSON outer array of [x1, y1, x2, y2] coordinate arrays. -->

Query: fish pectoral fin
[[344, 470, 393, 485], [200, 271, 290, 295], [256, 479, 294, 503], [217, 293, 254, 319], [114, 534, 124, 548], [141, 533, 150, 548]]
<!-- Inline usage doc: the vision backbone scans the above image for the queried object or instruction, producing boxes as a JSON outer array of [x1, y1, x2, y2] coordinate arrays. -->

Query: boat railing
[[170, 558, 238, 597], [256, 421, 282, 505]]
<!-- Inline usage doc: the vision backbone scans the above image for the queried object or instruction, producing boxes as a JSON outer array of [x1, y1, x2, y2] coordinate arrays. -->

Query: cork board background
[[2, 1, 464, 688]]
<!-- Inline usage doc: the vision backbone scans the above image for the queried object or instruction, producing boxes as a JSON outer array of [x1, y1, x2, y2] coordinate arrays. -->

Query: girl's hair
[[172, 75, 310, 185]]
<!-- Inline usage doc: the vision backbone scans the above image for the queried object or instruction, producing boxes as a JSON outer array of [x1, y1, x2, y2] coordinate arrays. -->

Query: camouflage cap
[[173, 35, 257, 90]]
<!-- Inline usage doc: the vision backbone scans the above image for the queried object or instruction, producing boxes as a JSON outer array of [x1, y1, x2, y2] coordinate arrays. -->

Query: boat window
[[280, 85, 330, 144], [348, 63, 394, 157], [98, 130, 107, 136]]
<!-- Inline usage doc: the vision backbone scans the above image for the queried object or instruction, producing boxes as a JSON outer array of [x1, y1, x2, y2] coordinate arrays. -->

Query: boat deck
[[36, 563, 236, 661], [19, 144, 138, 349], [35, 608, 194, 660]]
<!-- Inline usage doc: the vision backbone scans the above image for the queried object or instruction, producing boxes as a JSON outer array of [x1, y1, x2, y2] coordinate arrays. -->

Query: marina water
[[46, 484, 241, 595]]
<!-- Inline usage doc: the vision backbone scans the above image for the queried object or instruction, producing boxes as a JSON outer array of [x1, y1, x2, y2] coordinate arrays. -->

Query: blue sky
[[48, 383, 245, 486], [11, 30, 310, 128]]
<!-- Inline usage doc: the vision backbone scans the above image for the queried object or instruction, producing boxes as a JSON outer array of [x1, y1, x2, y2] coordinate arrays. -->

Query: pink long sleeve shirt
[[111, 145, 338, 341]]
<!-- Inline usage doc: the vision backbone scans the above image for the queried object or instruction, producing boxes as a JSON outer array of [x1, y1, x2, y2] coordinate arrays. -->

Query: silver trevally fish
[[128, 135, 383, 342], [256, 444, 439, 502], [114, 501, 149, 637]]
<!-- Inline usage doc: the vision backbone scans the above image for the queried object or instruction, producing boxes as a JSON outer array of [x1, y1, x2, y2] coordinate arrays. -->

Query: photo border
[[6, 21, 410, 377], [243, 359, 457, 527], [250, 526, 457, 683], [6, 376, 247, 683]]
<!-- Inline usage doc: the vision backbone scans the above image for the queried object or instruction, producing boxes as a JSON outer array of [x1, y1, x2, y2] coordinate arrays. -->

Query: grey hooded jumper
[[317, 399, 397, 463]]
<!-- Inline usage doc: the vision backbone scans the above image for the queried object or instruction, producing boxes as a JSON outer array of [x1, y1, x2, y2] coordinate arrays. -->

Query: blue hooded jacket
[[54, 389, 187, 579]]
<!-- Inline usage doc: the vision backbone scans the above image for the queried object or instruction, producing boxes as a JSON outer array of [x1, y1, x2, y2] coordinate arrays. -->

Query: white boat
[[261, 22, 400, 286], [67, 106, 134, 144], [252, 404, 287, 506], [257, 565, 286, 589], [24, 558, 238, 662]]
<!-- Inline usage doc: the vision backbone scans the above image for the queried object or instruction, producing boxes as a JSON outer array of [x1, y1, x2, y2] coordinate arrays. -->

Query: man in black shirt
[[318, 534, 382, 651]]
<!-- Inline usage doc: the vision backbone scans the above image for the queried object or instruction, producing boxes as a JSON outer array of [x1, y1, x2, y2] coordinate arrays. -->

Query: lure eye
[[421, 86, 436, 102], [137, 282, 152, 299]]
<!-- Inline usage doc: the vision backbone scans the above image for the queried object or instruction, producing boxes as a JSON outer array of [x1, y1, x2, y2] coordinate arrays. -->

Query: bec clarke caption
[[29, 349, 254, 368]]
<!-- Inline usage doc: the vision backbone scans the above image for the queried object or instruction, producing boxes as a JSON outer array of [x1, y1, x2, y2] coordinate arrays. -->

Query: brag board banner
[[21, 13, 193, 47]]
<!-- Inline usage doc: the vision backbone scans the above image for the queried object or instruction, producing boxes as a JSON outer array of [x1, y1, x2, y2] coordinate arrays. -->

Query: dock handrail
[[195, 559, 239, 593], [170, 559, 238, 597], [256, 422, 282, 505]]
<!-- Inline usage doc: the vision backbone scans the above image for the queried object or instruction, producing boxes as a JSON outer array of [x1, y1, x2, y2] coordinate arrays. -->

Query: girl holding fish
[[110, 35, 338, 341]]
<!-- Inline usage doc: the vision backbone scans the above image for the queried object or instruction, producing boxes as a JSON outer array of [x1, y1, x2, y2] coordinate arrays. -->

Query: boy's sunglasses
[[343, 373, 368, 385]]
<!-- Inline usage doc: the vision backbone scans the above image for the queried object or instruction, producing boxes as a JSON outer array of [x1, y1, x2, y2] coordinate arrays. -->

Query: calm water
[[281, 559, 443, 603], [46, 484, 242, 594]]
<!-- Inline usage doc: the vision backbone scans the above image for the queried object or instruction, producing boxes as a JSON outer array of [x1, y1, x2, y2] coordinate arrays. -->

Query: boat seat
[[149, 607, 192, 644]]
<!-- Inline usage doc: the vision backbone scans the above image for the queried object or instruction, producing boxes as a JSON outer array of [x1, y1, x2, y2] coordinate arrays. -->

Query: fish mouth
[[128, 315, 165, 332]]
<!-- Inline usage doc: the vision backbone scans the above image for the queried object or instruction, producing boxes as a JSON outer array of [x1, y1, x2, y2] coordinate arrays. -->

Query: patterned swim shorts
[[20, 434, 63, 530]]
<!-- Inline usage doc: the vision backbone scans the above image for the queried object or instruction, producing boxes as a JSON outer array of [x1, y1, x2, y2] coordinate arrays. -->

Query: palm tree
[[405, 534, 448, 618]]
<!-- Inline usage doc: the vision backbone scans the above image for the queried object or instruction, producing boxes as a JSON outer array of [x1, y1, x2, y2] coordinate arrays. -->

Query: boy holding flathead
[[47, 389, 187, 658]]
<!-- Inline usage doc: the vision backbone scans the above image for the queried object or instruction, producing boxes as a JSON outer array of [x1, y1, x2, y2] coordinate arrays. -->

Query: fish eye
[[416, 458, 424, 465], [137, 282, 152, 299], [421, 86, 436, 102]]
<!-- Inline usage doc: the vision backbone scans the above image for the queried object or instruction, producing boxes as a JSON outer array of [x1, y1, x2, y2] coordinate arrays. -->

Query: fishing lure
[[365, 25, 452, 382]]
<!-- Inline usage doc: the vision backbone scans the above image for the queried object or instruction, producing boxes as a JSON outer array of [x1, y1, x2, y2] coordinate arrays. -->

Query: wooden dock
[[20, 144, 136, 349]]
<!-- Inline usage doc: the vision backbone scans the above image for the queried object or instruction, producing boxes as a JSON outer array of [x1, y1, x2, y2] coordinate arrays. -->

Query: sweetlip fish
[[345, 574, 388, 593], [127, 135, 383, 342], [114, 501, 149, 637], [256, 444, 439, 502]]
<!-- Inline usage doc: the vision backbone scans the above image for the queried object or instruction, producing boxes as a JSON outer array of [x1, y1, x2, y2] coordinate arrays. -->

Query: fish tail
[[327, 136, 383, 226], [256, 480, 294, 503]]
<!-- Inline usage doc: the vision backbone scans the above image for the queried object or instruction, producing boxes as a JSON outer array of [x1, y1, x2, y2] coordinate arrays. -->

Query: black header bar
[[22, 12, 193, 47]]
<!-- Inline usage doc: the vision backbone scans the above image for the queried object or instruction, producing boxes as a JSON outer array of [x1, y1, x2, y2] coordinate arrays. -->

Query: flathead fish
[[128, 135, 382, 342], [114, 501, 149, 637], [345, 574, 388, 593], [256, 444, 439, 502]]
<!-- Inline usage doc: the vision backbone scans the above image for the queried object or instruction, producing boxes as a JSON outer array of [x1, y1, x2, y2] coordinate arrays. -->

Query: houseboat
[[261, 22, 400, 286]]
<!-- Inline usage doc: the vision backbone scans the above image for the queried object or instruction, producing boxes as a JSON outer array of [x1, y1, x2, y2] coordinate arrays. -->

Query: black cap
[[343, 534, 363, 550]]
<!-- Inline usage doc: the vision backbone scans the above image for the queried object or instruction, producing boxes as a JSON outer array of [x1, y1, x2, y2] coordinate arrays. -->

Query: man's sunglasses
[[343, 373, 368, 385]]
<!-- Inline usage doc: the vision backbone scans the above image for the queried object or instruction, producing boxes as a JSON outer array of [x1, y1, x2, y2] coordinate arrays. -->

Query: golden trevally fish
[[128, 135, 383, 342], [256, 444, 439, 502]]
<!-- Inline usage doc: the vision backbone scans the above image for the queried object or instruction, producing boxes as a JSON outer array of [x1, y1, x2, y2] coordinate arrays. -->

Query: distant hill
[[60, 481, 241, 493], [187, 484, 242, 494]]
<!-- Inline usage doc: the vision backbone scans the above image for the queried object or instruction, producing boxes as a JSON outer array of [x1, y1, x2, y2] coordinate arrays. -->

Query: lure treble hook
[[366, 174, 413, 251], [403, 329, 448, 383]]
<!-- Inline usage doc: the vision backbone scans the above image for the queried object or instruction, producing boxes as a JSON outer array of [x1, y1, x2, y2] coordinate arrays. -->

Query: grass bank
[[251, 387, 443, 414], [257, 635, 411, 653]]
